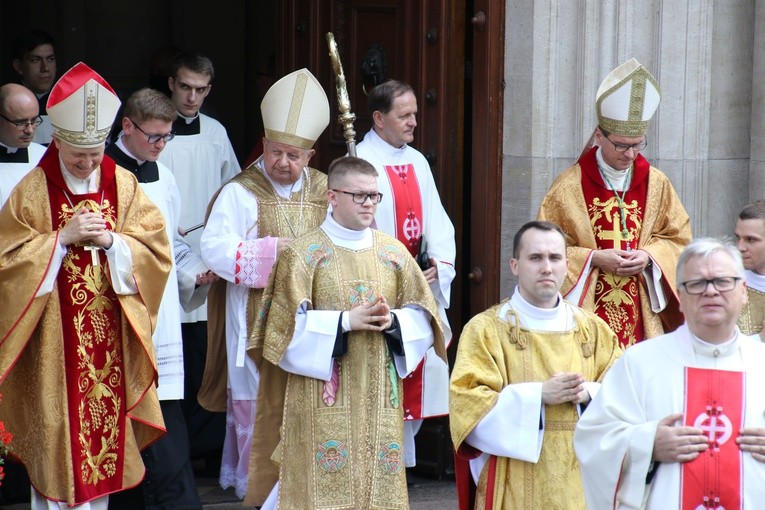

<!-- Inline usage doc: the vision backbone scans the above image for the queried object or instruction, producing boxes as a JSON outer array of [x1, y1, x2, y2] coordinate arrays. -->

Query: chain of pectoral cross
[[272, 167, 307, 238], [599, 166, 633, 251]]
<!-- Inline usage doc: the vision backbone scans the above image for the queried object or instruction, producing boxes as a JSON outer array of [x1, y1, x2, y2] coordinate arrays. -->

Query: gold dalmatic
[[738, 286, 765, 336], [258, 230, 440, 509], [53, 188, 126, 502]]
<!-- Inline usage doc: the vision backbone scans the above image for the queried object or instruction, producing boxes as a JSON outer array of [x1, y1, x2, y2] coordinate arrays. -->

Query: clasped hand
[[58, 207, 111, 248], [541, 372, 588, 405], [349, 296, 393, 331], [592, 249, 649, 276]]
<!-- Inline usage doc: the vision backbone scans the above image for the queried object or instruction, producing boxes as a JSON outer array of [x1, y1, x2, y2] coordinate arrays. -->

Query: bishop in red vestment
[[0, 62, 170, 508]]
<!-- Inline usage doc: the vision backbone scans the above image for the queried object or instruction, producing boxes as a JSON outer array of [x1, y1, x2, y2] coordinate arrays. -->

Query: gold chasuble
[[738, 286, 765, 335], [450, 301, 621, 510], [538, 147, 690, 346], [199, 162, 327, 412], [247, 228, 444, 509], [0, 145, 170, 505]]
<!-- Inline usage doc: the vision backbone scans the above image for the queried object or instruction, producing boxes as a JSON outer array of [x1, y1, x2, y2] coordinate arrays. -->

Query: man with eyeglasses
[[539, 59, 691, 348], [11, 29, 57, 145], [0, 83, 46, 206], [355, 80, 456, 470], [575, 237, 765, 509], [105, 87, 216, 509], [156, 51, 239, 476], [247, 156, 444, 509], [199, 68, 329, 501]]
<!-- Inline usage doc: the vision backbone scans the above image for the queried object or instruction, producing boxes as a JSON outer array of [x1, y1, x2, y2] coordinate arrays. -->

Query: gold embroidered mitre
[[261, 68, 329, 149], [46, 62, 121, 148], [596, 58, 661, 137]]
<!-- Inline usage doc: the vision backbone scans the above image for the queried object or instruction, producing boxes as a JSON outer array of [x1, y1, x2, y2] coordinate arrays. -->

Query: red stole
[[43, 146, 128, 503], [681, 368, 744, 510], [384, 164, 423, 257], [384, 163, 426, 418], [579, 147, 650, 347]]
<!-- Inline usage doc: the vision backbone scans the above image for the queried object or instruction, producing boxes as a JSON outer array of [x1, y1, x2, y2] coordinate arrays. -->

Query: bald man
[[0, 83, 45, 205]]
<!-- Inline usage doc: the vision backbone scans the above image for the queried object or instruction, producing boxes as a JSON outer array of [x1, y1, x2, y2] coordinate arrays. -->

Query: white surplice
[[574, 325, 765, 509], [0, 141, 46, 206], [159, 112, 239, 322], [356, 128, 456, 465]]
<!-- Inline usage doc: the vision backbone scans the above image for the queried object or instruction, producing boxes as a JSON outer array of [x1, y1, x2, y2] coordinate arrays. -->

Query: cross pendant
[[84, 245, 101, 267]]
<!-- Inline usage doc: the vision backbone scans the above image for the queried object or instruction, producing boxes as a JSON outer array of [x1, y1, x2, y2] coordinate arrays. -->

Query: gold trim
[[286, 73, 308, 135], [264, 129, 314, 150]]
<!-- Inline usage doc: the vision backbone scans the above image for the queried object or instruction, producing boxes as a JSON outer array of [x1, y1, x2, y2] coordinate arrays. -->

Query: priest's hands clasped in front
[[58, 205, 112, 248], [591, 248, 650, 276], [541, 372, 589, 405], [348, 296, 393, 331]]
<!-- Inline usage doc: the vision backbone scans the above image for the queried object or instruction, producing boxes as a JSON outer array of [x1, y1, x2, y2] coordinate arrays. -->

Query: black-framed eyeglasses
[[331, 189, 383, 204], [130, 118, 175, 144], [680, 276, 742, 295], [0, 113, 43, 129], [605, 135, 647, 153]]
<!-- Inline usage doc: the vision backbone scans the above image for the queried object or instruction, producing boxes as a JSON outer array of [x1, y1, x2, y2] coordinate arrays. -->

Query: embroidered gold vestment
[[198, 163, 327, 412], [247, 228, 444, 509], [738, 286, 765, 336], [0, 146, 170, 505], [450, 301, 621, 509], [538, 148, 690, 345]]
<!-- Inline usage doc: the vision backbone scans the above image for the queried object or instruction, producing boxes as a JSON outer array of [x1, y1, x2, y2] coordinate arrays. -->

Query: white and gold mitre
[[46, 62, 121, 148], [595, 58, 661, 137], [261, 68, 329, 150]]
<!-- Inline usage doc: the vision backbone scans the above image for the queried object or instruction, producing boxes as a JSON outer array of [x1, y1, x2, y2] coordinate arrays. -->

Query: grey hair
[[676, 237, 745, 286]]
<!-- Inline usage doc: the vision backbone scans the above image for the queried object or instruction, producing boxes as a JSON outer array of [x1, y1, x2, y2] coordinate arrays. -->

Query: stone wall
[[500, 0, 757, 298]]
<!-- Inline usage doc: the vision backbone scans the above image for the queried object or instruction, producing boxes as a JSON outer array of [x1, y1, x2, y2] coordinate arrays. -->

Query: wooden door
[[467, 0, 504, 317], [278, 0, 467, 477]]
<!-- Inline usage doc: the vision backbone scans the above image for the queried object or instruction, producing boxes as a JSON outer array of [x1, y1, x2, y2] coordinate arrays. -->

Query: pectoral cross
[[84, 245, 101, 267], [598, 212, 628, 250]]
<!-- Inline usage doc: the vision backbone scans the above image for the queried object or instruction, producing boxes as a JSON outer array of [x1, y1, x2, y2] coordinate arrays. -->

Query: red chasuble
[[579, 149, 650, 347], [44, 151, 128, 503], [682, 368, 744, 510], [384, 163, 426, 418]]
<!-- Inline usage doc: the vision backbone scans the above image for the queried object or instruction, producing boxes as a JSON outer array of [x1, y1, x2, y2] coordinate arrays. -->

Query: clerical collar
[[178, 112, 199, 124], [59, 156, 99, 194], [368, 128, 408, 155], [115, 136, 146, 165], [107, 137, 160, 183], [321, 210, 373, 249], [257, 158, 305, 198], [596, 147, 631, 191], [745, 269, 765, 292], [0, 141, 19, 154], [689, 329, 740, 358], [0, 144, 28, 163], [172, 113, 201, 136], [499, 287, 574, 330]]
